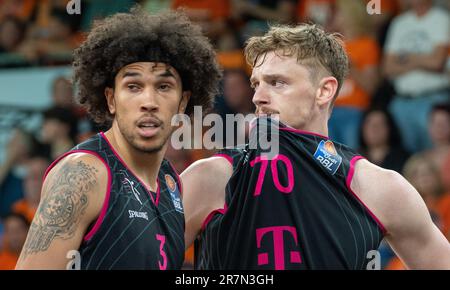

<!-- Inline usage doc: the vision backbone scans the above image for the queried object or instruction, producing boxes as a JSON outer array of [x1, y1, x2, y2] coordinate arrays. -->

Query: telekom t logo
[[256, 226, 302, 270]]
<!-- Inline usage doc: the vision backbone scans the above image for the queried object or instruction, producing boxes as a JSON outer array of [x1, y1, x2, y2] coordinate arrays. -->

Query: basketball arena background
[[0, 0, 448, 270]]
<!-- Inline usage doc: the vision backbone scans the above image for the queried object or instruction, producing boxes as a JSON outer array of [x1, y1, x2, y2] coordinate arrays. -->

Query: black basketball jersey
[[45, 132, 185, 269], [195, 119, 385, 270]]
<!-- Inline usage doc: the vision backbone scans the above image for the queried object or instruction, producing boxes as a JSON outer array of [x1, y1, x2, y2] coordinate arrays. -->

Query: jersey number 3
[[156, 234, 167, 270]]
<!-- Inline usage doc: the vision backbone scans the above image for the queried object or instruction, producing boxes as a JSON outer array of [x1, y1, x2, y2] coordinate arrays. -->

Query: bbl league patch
[[165, 174, 177, 193], [165, 174, 183, 213], [313, 140, 342, 175]]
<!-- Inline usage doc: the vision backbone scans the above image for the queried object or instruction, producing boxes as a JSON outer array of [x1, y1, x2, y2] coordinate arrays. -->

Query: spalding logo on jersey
[[165, 174, 183, 213], [313, 140, 342, 175]]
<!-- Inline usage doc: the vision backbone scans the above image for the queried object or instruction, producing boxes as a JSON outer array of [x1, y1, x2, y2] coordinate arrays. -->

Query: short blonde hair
[[244, 24, 349, 100]]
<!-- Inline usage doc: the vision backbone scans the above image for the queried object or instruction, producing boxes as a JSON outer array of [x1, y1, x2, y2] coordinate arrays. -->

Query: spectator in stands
[[0, 213, 29, 270], [403, 153, 445, 225], [41, 107, 77, 160], [422, 103, 450, 171], [297, 0, 335, 30], [0, 16, 26, 54], [328, 0, 381, 148], [12, 154, 50, 223], [51, 75, 87, 120], [231, 0, 296, 43], [0, 0, 37, 23], [385, 152, 446, 269], [51, 76, 74, 110], [383, 0, 449, 153], [364, 0, 401, 48], [18, 0, 81, 64], [172, 0, 230, 42], [215, 69, 254, 146], [358, 108, 410, 173], [0, 129, 33, 218], [222, 69, 254, 115]]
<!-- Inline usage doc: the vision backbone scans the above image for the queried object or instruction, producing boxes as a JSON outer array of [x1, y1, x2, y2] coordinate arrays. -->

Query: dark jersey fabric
[[196, 119, 385, 270], [45, 132, 185, 269]]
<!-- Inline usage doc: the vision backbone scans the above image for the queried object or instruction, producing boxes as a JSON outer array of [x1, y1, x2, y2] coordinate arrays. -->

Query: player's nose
[[140, 87, 159, 112], [252, 85, 270, 107]]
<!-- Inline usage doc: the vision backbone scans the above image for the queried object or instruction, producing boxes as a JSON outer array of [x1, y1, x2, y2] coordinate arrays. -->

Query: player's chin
[[135, 133, 169, 153], [135, 140, 165, 154]]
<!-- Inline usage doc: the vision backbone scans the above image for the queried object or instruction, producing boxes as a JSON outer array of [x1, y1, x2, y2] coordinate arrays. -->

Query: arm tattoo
[[21, 160, 98, 258]]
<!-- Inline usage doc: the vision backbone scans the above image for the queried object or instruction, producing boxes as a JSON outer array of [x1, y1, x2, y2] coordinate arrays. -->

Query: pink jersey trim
[[201, 203, 228, 232], [346, 156, 387, 235], [279, 127, 329, 139], [214, 153, 233, 165], [42, 149, 113, 242], [100, 132, 160, 206]]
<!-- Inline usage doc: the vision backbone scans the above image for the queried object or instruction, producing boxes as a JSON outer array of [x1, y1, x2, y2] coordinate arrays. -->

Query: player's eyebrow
[[157, 69, 177, 80], [120, 68, 177, 81], [250, 73, 285, 84], [121, 71, 142, 79], [262, 73, 285, 80]]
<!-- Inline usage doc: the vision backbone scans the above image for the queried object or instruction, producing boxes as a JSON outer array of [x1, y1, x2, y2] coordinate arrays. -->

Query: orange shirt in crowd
[[0, 247, 18, 270], [0, 237, 18, 270], [12, 199, 37, 224], [297, 0, 335, 23], [172, 0, 230, 21], [0, 0, 36, 22], [436, 194, 450, 240], [217, 50, 252, 75], [334, 36, 380, 110]]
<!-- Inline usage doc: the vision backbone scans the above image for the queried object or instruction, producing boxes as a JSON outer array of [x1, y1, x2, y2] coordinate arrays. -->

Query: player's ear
[[178, 91, 191, 114], [316, 76, 338, 108], [105, 87, 116, 115]]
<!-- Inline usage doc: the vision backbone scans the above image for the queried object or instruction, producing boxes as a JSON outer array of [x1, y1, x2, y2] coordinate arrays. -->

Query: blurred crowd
[[0, 0, 449, 270]]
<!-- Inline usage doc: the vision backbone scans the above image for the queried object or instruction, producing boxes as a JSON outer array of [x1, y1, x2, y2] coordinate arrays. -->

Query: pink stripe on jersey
[[201, 203, 228, 232], [41, 149, 112, 242], [279, 127, 329, 139], [346, 156, 387, 235], [214, 153, 233, 165], [100, 132, 160, 206]]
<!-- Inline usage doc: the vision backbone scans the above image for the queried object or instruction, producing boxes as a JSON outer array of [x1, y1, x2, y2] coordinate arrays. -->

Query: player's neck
[[104, 128, 165, 192], [299, 116, 329, 138]]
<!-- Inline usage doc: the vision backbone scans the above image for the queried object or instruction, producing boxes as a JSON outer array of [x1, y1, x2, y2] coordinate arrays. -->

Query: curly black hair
[[73, 7, 222, 125]]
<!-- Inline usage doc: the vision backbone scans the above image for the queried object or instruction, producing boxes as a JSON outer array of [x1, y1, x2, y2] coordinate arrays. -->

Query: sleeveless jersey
[[195, 119, 385, 270], [45, 132, 185, 269]]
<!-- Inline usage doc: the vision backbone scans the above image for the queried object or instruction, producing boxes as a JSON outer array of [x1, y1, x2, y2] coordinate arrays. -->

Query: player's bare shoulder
[[349, 158, 426, 234], [43, 152, 109, 212], [181, 155, 233, 247], [181, 155, 233, 213], [42, 153, 111, 228], [181, 156, 233, 199], [16, 152, 109, 268]]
